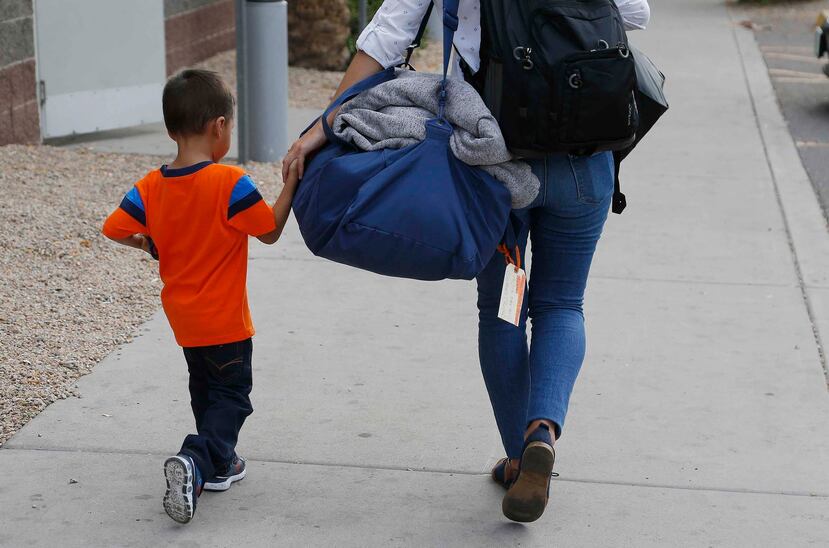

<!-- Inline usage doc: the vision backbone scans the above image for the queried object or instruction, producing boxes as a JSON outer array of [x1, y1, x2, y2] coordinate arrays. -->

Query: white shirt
[[357, 0, 650, 74]]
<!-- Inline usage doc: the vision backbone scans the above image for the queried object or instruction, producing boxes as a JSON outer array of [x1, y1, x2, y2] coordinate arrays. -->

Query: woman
[[283, 0, 650, 523]]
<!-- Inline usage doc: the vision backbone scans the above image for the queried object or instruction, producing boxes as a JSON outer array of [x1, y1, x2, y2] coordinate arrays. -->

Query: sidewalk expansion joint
[[730, 14, 829, 389], [591, 275, 797, 289], [552, 475, 829, 500], [3, 445, 827, 499]]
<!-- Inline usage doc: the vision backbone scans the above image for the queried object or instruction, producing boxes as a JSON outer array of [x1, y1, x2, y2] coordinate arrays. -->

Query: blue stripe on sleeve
[[228, 190, 263, 220], [119, 186, 146, 226], [125, 186, 145, 212], [229, 175, 257, 206], [228, 175, 263, 220]]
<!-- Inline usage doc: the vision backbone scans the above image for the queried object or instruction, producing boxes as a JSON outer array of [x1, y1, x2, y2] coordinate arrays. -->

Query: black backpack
[[463, 0, 639, 159]]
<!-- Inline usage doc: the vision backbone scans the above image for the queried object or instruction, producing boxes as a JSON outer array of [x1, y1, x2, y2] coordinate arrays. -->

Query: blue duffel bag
[[291, 0, 512, 281]]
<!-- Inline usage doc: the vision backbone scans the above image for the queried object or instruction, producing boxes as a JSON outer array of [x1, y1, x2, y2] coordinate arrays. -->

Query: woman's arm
[[281, 0, 431, 183], [355, 0, 434, 69]]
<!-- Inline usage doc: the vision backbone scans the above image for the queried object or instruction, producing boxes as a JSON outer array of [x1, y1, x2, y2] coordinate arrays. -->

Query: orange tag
[[498, 264, 526, 326]]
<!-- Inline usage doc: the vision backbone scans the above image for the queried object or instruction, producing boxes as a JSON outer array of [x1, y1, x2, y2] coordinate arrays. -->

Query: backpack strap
[[612, 155, 627, 214], [314, 67, 397, 146], [400, 1, 435, 69]]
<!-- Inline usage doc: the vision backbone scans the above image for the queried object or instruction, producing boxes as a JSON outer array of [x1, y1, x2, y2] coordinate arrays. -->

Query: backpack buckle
[[618, 43, 630, 58], [513, 46, 534, 70], [568, 72, 583, 89], [400, 44, 418, 70]]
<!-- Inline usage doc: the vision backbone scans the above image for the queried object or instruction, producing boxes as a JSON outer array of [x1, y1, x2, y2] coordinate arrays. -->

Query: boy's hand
[[142, 236, 160, 260], [106, 233, 159, 260], [256, 160, 301, 245], [283, 158, 300, 190], [283, 121, 325, 182]]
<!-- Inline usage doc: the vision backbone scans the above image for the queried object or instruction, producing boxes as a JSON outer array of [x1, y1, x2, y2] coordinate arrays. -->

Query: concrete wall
[[164, 0, 235, 75], [0, 0, 39, 145], [0, 0, 235, 145]]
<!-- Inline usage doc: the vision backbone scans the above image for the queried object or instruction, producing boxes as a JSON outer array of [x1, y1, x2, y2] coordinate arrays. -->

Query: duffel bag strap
[[313, 0, 459, 140], [317, 68, 397, 146], [498, 211, 525, 270], [438, 0, 460, 119]]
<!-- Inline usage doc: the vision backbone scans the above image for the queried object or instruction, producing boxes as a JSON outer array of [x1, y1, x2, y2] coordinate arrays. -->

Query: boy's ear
[[214, 116, 227, 136]]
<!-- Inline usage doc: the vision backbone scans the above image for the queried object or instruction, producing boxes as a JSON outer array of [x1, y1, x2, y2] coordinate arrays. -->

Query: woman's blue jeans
[[476, 152, 614, 459]]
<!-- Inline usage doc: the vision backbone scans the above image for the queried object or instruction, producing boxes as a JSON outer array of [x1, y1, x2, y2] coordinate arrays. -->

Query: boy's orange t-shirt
[[102, 161, 276, 347]]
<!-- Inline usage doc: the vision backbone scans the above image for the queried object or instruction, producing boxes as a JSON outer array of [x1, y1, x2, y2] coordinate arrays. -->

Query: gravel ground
[[0, 145, 284, 446], [198, 41, 445, 110]]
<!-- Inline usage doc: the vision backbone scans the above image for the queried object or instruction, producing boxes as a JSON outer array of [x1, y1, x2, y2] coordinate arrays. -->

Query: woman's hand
[[282, 120, 327, 182]]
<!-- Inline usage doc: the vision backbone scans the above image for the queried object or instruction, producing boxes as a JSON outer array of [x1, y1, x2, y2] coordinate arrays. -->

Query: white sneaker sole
[[203, 466, 247, 491], [163, 456, 196, 524]]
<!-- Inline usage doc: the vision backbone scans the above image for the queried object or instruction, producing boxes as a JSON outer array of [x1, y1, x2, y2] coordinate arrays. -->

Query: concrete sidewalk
[[3, 0, 829, 545]]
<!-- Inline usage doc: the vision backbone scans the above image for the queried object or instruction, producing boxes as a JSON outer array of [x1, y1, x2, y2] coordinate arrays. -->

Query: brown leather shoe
[[491, 457, 518, 490], [502, 424, 556, 522]]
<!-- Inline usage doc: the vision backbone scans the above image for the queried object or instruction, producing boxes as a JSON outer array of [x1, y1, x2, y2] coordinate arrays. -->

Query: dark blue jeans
[[179, 338, 253, 480], [477, 152, 613, 459]]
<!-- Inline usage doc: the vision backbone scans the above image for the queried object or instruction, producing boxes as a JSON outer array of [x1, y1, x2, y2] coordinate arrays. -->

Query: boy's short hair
[[162, 69, 235, 136]]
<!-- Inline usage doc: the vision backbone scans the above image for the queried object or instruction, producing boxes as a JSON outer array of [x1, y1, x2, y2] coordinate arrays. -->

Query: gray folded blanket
[[332, 70, 540, 209]]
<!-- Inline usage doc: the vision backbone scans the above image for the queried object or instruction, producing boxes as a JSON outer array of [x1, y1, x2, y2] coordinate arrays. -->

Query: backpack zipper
[[525, 3, 622, 73]]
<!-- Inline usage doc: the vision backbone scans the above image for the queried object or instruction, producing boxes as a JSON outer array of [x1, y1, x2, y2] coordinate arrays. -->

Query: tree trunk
[[288, 0, 351, 71]]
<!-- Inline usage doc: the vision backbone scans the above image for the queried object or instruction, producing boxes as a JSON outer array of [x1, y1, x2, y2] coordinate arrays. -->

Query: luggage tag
[[497, 245, 526, 327]]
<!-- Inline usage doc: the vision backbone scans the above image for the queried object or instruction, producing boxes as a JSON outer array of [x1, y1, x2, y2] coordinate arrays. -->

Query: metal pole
[[358, 0, 367, 33], [234, 0, 249, 164], [244, 0, 289, 162]]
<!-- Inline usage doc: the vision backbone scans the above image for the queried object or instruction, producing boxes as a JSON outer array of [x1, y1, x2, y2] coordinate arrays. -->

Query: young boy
[[102, 69, 299, 524]]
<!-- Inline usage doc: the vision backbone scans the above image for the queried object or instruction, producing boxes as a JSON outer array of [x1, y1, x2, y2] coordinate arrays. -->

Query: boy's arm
[[105, 233, 158, 258], [102, 184, 157, 258], [257, 160, 300, 245]]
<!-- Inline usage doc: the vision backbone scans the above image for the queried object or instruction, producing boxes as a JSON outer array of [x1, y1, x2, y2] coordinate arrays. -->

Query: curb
[[729, 16, 829, 385]]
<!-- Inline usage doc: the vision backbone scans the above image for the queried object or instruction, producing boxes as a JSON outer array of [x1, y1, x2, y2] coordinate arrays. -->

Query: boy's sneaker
[[163, 454, 202, 524], [203, 455, 247, 491]]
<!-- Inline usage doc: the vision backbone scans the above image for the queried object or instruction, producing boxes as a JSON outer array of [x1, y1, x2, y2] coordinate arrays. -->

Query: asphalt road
[[737, 0, 829, 224]]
